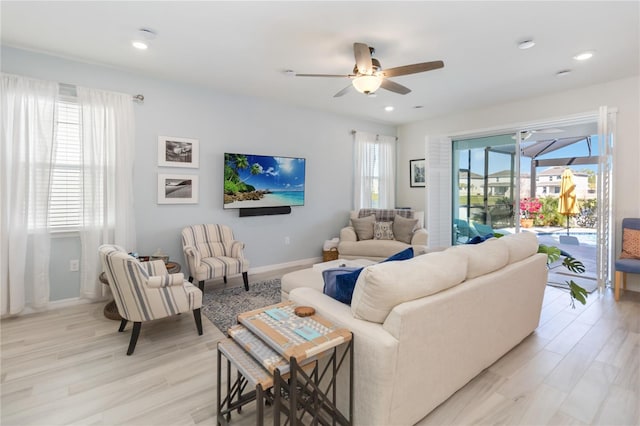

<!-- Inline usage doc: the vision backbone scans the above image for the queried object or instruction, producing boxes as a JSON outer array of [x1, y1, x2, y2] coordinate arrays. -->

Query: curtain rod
[[351, 129, 398, 141]]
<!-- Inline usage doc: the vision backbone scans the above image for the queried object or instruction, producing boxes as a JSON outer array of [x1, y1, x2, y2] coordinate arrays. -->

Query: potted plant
[[537, 244, 588, 307], [520, 197, 541, 228]]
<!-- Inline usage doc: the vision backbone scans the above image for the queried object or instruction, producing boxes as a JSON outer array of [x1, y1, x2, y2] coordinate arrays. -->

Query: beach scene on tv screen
[[224, 153, 305, 208]]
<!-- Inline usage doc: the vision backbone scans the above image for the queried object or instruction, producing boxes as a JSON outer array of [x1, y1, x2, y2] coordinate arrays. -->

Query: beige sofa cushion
[[500, 231, 539, 264], [448, 238, 509, 279], [351, 250, 468, 323]]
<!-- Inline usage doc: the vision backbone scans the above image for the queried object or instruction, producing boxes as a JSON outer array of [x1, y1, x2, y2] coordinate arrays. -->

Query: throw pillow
[[333, 247, 415, 305], [351, 214, 376, 241], [465, 233, 494, 245], [620, 228, 640, 259], [322, 267, 360, 299], [374, 221, 394, 240], [392, 215, 419, 244]]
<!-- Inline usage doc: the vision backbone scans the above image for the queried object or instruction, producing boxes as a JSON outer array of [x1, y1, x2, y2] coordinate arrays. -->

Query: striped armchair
[[98, 244, 203, 355], [181, 224, 250, 293]]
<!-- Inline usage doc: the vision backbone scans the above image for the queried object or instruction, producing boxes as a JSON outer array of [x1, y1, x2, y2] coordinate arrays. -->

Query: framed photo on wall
[[158, 136, 199, 168], [410, 159, 426, 187], [157, 174, 199, 204]]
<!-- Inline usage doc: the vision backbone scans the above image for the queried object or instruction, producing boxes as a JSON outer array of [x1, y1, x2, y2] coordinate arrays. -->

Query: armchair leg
[[199, 281, 205, 292], [223, 276, 227, 284], [242, 272, 249, 291], [127, 322, 142, 356], [193, 308, 203, 335], [118, 318, 128, 332], [188, 276, 193, 283]]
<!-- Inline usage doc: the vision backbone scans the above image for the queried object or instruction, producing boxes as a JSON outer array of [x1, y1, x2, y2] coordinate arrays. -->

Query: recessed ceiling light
[[132, 40, 148, 50], [517, 40, 536, 50], [384, 106, 394, 112], [556, 69, 572, 77], [573, 51, 594, 61]]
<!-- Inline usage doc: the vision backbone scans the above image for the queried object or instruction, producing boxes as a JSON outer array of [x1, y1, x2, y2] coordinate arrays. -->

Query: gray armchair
[[181, 224, 250, 293]]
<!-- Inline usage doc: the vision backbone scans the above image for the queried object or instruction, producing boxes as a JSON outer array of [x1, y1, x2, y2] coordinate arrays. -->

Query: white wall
[[2, 46, 395, 301], [397, 76, 640, 291]]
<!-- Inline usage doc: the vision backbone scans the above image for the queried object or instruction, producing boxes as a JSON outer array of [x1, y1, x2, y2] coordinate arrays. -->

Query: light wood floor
[[2, 268, 639, 426]]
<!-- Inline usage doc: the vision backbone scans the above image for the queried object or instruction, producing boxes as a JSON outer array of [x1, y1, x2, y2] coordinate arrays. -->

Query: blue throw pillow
[[466, 233, 494, 245], [335, 268, 363, 305], [322, 267, 360, 298], [381, 247, 414, 262], [333, 248, 415, 305]]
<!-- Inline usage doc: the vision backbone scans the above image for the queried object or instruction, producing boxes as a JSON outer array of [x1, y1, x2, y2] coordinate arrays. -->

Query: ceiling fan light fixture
[[352, 75, 382, 94], [517, 40, 536, 50]]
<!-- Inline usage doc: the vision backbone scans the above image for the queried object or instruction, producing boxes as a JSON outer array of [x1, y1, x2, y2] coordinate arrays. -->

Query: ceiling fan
[[295, 42, 444, 97]]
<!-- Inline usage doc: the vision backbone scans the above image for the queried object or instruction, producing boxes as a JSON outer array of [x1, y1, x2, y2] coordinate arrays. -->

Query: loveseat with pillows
[[338, 208, 428, 261], [283, 232, 548, 425]]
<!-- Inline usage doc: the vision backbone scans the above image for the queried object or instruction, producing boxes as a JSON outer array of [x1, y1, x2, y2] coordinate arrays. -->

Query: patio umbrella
[[558, 168, 580, 235]]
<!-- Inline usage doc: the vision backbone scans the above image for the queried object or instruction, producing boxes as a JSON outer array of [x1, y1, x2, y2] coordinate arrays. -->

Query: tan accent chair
[[181, 224, 250, 293], [99, 244, 203, 355]]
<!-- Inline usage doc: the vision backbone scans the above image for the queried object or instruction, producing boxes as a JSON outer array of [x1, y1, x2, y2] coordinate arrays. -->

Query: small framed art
[[409, 159, 426, 187], [157, 174, 199, 204], [158, 136, 199, 168]]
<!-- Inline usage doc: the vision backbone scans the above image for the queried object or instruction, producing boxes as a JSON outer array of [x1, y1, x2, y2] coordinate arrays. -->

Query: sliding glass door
[[452, 134, 516, 244]]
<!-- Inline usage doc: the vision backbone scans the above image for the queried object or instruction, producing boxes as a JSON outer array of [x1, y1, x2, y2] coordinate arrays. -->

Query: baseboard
[[249, 257, 322, 275], [2, 296, 97, 319]]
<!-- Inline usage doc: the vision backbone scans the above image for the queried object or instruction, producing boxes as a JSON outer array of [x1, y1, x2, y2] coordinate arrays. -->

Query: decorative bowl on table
[[151, 255, 170, 264]]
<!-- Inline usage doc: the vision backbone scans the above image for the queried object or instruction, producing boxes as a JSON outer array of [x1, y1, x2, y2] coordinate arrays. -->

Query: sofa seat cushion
[[351, 250, 468, 323]]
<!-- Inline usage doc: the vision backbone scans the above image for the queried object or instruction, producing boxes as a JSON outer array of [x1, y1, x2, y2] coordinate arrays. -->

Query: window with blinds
[[49, 98, 81, 231]]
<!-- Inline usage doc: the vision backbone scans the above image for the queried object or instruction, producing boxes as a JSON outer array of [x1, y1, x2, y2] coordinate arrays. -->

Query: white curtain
[[1, 74, 57, 316], [353, 131, 396, 209], [77, 87, 136, 299]]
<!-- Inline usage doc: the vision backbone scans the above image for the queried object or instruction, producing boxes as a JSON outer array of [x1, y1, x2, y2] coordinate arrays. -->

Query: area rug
[[201, 278, 281, 334]]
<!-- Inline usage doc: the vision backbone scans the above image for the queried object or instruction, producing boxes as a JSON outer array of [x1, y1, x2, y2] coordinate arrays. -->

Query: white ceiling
[[2, 1, 638, 125]]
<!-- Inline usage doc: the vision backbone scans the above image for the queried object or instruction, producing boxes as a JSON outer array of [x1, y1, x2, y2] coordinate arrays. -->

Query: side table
[[99, 260, 181, 321]]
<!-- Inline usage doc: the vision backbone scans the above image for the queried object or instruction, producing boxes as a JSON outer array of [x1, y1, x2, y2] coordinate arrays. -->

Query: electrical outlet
[[69, 259, 79, 272], [284, 236, 290, 245]]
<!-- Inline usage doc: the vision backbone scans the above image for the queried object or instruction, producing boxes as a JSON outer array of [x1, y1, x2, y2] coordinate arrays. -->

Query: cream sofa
[[285, 232, 547, 426], [338, 209, 428, 261]]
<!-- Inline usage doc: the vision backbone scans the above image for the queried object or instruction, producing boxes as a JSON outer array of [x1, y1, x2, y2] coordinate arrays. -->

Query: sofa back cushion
[[500, 232, 540, 264], [351, 250, 468, 323], [448, 238, 509, 279]]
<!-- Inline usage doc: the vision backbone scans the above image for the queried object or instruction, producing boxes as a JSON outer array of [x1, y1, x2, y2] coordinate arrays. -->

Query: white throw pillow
[[351, 250, 468, 323]]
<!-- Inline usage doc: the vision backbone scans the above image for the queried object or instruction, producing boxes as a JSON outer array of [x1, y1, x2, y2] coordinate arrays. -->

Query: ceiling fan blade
[[380, 79, 411, 95], [333, 85, 353, 98], [382, 60, 444, 78], [353, 42, 373, 74], [295, 73, 351, 78]]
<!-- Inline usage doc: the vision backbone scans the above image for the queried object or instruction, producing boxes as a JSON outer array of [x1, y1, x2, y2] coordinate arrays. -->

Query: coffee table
[[217, 301, 353, 426]]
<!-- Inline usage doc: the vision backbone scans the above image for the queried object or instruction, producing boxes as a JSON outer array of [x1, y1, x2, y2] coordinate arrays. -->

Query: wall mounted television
[[223, 153, 305, 209]]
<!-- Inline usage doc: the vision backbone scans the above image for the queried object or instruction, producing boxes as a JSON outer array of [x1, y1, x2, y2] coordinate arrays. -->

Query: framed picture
[[158, 136, 199, 168], [157, 174, 199, 204], [410, 159, 426, 187]]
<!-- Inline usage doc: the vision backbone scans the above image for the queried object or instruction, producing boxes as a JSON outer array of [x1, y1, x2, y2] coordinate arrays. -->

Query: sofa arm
[[339, 226, 358, 242], [224, 240, 246, 259], [411, 228, 428, 246], [183, 245, 201, 275], [147, 273, 186, 288]]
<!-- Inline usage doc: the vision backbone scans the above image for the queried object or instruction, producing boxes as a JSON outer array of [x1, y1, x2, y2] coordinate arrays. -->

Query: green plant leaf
[[568, 281, 588, 305], [562, 257, 586, 274], [538, 244, 561, 264]]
